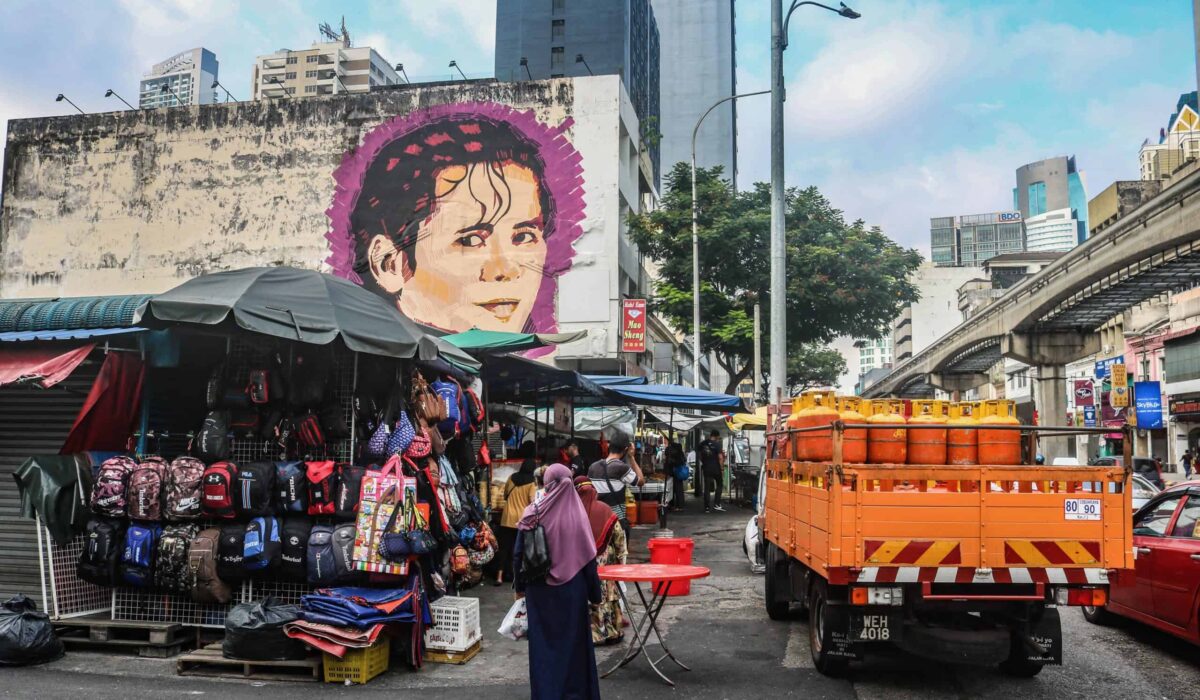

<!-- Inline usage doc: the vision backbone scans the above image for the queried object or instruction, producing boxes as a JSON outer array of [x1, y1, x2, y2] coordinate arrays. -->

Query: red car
[[1083, 480, 1200, 643]]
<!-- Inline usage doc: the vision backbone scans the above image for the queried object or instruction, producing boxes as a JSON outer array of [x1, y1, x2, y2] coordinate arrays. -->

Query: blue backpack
[[244, 516, 281, 573], [431, 377, 464, 438], [120, 523, 162, 587]]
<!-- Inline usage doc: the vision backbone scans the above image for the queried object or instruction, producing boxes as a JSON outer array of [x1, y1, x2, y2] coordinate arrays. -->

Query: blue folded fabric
[[299, 585, 431, 628]]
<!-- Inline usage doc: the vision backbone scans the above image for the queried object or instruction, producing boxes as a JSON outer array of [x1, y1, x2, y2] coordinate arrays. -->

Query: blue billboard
[[1133, 381, 1164, 429], [1094, 356, 1124, 379]]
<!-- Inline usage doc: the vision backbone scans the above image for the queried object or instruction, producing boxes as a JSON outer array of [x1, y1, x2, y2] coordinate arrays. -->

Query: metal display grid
[[36, 516, 110, 620]]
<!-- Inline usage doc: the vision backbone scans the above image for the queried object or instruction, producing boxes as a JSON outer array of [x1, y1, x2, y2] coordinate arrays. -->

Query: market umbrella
[[442, 328, 586, 353], [134, 267, 480, 371]]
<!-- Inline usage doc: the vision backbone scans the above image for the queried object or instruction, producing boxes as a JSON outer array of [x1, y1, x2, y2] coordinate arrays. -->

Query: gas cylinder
[[837, 396, 868, 463], [979, 399, 1022, 465], [946, 402, 979, 466], [794, 391, 838, 462], [866, 399, 907, 464], [785, 395, 809, 460], [907, 400, 948, 465]]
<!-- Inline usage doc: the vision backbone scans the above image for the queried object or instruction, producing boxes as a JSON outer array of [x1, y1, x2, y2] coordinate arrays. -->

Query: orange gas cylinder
[[907, 400, 948, 465], [794, 391, 838, 462], [979, 399, 1022, 465], [785, 395, 809, 460], [866, 399, 907, 464], [836, 396, 868, 463], [946, 402, 979, 466]]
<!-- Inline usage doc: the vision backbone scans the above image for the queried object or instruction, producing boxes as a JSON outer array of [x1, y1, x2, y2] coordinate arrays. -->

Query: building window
[[1028, 181, 1047, 216], [285, 72, 296, 79], [550, 46, 564, 71], [306, 70, 317, 78], [286, 56, 298, 65], [307, 55, 319, 63], [305, 85, 317, 94], [552, 19, 565, 41], [552, 0, 565, 14]]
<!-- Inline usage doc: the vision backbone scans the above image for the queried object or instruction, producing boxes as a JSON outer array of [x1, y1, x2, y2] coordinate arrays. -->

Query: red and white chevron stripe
[[853, 566, 1108, 585]]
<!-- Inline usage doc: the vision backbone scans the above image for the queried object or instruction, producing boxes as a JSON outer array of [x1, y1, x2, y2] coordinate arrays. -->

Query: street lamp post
[[690, 89, 769, 388], [104, 89, 135, 110], [55, 94, 84, 114], [770, 1, 859, 404]]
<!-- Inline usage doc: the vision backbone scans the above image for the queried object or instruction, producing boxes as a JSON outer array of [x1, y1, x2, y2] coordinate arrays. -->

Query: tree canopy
[[628, 162, 922, 395]]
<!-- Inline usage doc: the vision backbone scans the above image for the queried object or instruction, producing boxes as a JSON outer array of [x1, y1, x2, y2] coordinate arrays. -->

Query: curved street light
[[104, 89, 135, 110], [449, 60, 467, 81], [55, 93, 84, 114]]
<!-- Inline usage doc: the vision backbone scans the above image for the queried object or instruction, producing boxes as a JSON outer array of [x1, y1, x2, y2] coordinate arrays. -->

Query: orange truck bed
[[763, 458, 1134, 586]]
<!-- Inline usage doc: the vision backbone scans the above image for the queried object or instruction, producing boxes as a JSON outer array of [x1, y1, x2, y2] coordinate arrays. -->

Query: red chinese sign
[[621, 299, 647, 353], [1073, 380, 1094, 407]]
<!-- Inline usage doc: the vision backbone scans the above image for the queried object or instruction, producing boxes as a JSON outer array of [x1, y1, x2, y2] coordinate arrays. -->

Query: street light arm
[[783, 1, 857, 49], [691, 90, 771, 156]]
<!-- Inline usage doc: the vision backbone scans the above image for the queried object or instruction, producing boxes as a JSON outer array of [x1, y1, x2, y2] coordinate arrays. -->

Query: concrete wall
[[2, 76, 639, 361], [1087, 180, 1162, 235]]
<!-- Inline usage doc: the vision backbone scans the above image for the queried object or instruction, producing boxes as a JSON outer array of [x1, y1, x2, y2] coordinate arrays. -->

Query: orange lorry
[[762, 415, 1134, 677]]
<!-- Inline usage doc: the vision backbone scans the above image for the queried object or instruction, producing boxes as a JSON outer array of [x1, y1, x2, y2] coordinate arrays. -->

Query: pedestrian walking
[[491, 458, 538, 586], [699, 429, 726, 513], [513, 463, 602, 700], [1183, 449, 1193, 479], [587, 432, 644, 537], [666, 441, 688, 511], [575, 476, 627, 645], [562, 439, 588, 478]]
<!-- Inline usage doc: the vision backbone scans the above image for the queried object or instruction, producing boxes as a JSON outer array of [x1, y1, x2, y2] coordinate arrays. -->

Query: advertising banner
[[1073, 380, 1094, 407], [1083, 405, 1096, 427], [1094, 356, 1124, 379], [1110, 364, 1129, 407], [620, 299, 647, 353], [1133, 381, 1164, 429]]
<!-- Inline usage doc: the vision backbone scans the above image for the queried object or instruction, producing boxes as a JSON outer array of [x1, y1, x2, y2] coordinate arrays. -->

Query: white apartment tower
[[252, 21, 401, 100], [139, 48, 219, 108]]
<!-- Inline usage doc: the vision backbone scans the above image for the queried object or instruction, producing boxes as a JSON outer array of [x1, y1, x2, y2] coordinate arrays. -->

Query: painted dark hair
[[349, 115, 556, 295]]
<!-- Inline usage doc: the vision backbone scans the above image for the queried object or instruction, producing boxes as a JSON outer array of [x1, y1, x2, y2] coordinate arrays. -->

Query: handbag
[[366, 421, 391, 458], [379, 491, 436, 560], [410, 371, 446, 424], [387, 410, 416, 456], [519, 501, 552, 584], [405, 427, 432, 459]]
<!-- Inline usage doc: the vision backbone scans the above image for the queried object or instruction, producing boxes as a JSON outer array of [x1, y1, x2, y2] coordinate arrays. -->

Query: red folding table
[[597, 563, 711, 686]]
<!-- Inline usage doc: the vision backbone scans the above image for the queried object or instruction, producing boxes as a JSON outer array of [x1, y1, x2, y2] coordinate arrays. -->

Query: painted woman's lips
[[475, 298, 520, 321]]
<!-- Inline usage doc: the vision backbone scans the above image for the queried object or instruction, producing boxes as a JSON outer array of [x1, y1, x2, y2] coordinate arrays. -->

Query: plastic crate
[[323, 637, 390, 684], [424, 596, 481, 652]]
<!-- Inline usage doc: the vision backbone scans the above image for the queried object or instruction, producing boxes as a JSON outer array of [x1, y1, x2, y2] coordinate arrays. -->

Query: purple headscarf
[[517, 463, 597, 586]]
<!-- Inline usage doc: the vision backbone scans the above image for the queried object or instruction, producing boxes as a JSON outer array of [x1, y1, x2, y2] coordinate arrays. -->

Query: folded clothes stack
[[283, 619, 384, 658], [290, 583, 434, 663]]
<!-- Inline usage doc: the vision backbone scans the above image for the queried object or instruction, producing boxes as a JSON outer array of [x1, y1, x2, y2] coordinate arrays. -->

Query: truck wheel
[[764, 543, 790, 621], [808, 581, 849, 677], [1081, 604, 1115, 626], [998, 633, 1044, 678]]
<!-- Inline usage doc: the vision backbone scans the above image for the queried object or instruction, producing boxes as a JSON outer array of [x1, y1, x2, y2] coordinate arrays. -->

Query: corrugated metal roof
[[0, 327, 146, 343], [0, 295, 153, 333]]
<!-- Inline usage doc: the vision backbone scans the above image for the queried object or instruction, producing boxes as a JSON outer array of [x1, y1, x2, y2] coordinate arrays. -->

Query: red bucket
[[648, 537, 695, 596]]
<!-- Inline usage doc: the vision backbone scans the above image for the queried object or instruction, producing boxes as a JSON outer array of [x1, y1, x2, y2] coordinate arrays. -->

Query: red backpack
[[201, 461, 238, 519], [127, 457, 167, 521], [305, 461, 338, 515]]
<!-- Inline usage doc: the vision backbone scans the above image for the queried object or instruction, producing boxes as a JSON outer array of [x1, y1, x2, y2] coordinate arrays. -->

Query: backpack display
[[463, 387, 485, 433], [216, 523, 246, 583], [119, 523, 162, 587], [127, 457, 167, 521], [334, 464, 365, 521], [279, 517, 312, 582], [205, 363, 227, 409], [296, 413, 325, 449], [306, 524, 338, 585], [430, 378, 464, 438], [76, 517, 124, 586], [305, 461, 338, 515], [89, 456, 137, 517], [320, 402, 351, 441], [235, 461, 276, 517], [275, 461, 308, 514], [243, 516, 281, 574], [196, 410, 231, 462], [155, 524, 198, 593], [289, 353, 328, 409], [164, 456, 205, 520], [188, 528, 233, 604], [201, 461, 238, 519], [332, 523, 359, 583], [246, 369, 271, 405]]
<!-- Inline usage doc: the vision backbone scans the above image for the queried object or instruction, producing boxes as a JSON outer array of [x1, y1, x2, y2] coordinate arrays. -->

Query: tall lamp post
[[690, 89, 769, 388], [770, 1, 859, 403]]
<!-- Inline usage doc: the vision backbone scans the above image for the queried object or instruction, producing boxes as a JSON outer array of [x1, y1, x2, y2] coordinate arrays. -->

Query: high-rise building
[[1139, 92, 1200, 183], [930, 211, 1025, 267], [653, 0, 737, 183], [857, 336, 893, 378], [139, 48, 219, 109], [1013, 156, 1088, 246], [251, 21, 400, 100], [494, 0, 661, 182], [893, 264, 982, 363], [1024, 207, 1080, 252]]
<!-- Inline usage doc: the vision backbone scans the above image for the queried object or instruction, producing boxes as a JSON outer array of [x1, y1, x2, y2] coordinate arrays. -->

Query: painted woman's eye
[[512, 230, 541, 246], [455, 233, 487, 248]]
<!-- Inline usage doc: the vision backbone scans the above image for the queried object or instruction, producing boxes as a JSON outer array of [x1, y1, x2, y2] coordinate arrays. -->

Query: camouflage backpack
[[89, 456, 138, 517], [128, 457, 168, 521], [164, 456, 206, 520], [155, 523, 199, 593]]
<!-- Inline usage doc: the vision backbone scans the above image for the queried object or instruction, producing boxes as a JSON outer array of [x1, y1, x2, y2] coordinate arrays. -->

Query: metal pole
[[753, 302, 762, 408], [769, 0, 787, 406]]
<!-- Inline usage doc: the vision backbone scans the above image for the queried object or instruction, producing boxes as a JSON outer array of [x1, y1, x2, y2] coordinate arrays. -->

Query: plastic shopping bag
[[498, 598, 528, 641]]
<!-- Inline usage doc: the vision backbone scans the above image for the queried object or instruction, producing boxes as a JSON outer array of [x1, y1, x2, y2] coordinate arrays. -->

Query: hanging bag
[[351, 457, 411, 576], [387, 409, 416, 456], [519, 501, 552, 584], [378, 490, 436, 560]]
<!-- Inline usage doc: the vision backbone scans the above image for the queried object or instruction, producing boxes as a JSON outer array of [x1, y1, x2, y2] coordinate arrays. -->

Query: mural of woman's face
[[368, 161, 548, 331]]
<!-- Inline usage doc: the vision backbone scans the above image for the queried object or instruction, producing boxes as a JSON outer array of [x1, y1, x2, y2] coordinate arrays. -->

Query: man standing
[[561, 439, 588, 478], [699, 429, 726, 513], [588, 433, 644, 536], [1184, 449, 1193, 479]]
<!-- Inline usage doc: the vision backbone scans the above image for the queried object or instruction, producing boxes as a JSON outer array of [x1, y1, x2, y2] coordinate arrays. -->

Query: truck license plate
[[1063, 498, 1101, 521], [856, 614, 890, 641]]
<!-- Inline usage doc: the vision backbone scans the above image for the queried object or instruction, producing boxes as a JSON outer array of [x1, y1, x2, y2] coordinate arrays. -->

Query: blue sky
[[0, 0, 1195, 252]]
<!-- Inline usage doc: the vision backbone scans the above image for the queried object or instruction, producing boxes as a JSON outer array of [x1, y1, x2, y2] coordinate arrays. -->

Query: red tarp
[[61, 350, 145, 454], [0, 344, 94, 388]]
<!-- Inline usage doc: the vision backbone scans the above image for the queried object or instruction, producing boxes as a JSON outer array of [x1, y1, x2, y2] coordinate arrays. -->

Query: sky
[[0, 0, 1196, 254]]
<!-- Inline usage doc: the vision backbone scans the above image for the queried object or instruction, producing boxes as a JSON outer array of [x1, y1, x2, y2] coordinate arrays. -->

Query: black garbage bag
[[222, 597, 306, 661], [0, 595, 64, 666]]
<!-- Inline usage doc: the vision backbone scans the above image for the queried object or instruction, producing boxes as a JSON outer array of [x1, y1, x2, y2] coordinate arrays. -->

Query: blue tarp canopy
[[584, 375, 649, 387], [601, 382, 747, 413], [482, 354, 606, 403]]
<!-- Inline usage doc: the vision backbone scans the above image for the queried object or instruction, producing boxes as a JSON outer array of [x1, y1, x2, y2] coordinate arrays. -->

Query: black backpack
[[332, 523, 359, 583], [306, 524, 338, 586], [155, 524, 198, 594], [236, 461, 276, 517], [77, 517, 124, 586], [216, 523, 246, 583], [196, 410, 231, 463], [334, 465, 365, 521], [279, 517, 312, 582], [275, 461, 308, 514]]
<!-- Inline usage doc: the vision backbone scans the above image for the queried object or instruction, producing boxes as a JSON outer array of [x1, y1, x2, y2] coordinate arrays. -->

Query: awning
[[0, 344, 94, 388], [645, 408, 730, 432], [0, 295, 153, 332], [491, 403, 637, 440], [584, 374, 650, 387], [0, 328, 146, 343], [443, 328, 587, 353], [482, 355, 605, 403], [728, 406, 769, 431], [601, 382, 747, 413]]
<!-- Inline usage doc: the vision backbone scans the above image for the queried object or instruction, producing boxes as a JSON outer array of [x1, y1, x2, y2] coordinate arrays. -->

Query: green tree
[[629, 162, 922, 396]]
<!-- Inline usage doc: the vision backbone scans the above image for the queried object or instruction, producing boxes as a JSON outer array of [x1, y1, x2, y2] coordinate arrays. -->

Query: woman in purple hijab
[[514, 463, 603, 699]]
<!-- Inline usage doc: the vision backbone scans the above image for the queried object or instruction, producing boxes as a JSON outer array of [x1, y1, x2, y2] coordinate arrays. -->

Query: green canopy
[[442, 328, 586, 353]]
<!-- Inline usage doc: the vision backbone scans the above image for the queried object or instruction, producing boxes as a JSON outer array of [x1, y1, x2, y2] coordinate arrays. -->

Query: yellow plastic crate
[[323, 637, 390, 684]]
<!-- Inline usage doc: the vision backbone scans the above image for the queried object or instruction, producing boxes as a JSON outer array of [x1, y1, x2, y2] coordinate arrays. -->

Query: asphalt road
[[6, 497, 1199, 699]]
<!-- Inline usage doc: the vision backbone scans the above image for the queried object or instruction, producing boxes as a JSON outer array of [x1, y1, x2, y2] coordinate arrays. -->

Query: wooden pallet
[[177, 643, 322, 682], [55, 617, 190, 658], [424, 640, 481, 665]]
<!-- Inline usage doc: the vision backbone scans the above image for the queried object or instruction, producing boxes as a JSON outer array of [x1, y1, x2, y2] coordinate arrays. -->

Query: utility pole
[[754, 302, 763, 408], [769, 0, 787, 408]]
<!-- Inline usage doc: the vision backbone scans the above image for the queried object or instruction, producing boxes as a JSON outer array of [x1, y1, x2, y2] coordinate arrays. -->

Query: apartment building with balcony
[[139, 48, 219, 108], [252, 24, 399, 100]]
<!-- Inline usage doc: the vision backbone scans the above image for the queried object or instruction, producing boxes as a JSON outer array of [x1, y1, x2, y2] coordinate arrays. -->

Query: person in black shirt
[[698, 430, 726, 513], [587, 432, 644, 537]]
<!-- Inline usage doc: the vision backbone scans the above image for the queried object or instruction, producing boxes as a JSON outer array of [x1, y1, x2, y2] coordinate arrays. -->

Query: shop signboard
[[1082, 405, 1096, 427], [1110, 364, 1129, 407], [1133, 381, 1164, 429], [1073, 380, 1094, 407], [1100, 393, 1127, 426], [1094, 356, 1124, 379], [1170, 398, 1200, 415], [620, 299, 647, 353]]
